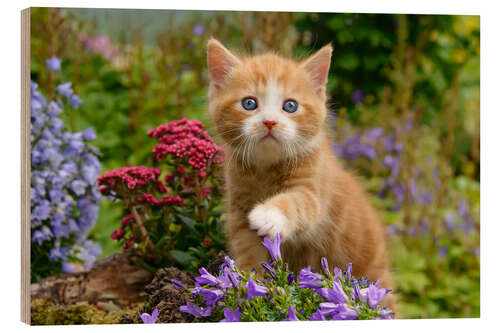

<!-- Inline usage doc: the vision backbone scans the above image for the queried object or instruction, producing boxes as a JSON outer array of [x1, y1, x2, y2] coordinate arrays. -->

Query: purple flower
[[262, 234, 281, 261], [357, 276, 370, 288], [222, 256, 235, 270], [316, 280, 348, 304], [351, 89, 365, 104], [308, 310, 326, 321], [199, 288, 224, 307], [82, 127, 96, 141], [62, 161, 78, 175], [32, 200, 51, 221], [360, 284, 388, 308], [32, 226, 53, 244], [392, 184, 405, 203], [383, 155, 398, 168], [56, 82, 73, 98], [298, 267, 322, 289], [352, 284, 362, 301], [330, 280, 349, 303], [47, 101, 63, 117], [360, 144, 377, 160], [333, 267, 342, 281], [71, 180, 87, 196], [220, 307, 241, 322], [321, 257, 330, 275], [45, 56, 61, 72], [287, 273, 295, 285], [281, 306, 299, 321], [345, 263, 352, 282], [419, 192, 433, 204], [393, 142, 403, 153], [245, 277, 268, 299], [261, 262, 277, 279], [171, 279, 185, 289], [69, 94, 82, 109], [366, 127, 383, 140], [61, 262, 76, 273], [462, 219, 474, 234], [138, 308, 159, 324], [420, 218, 430, 234], [377, 306, 395, 319], [438, 246, 448, 258], [409, 180, 419, 198], [49, 245, 70, 261], [458, 200, 469, 219], [180, 302, 212, 317], [195, 267, 220, 286], [319, 303, 358, 320], [220, 267, 240, 289], [192, 24, 205, 36], [82, 165, 99, 184]]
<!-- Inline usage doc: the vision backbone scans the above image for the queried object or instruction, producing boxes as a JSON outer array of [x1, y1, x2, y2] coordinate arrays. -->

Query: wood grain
[[21, 7, 31, 325]]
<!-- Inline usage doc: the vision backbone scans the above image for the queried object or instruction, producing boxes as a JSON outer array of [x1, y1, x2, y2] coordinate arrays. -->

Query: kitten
[[207, 39, 395, 309]]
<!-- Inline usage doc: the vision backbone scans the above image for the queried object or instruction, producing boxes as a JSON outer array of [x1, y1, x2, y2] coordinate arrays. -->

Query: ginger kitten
[[206, 39, 395, 309]]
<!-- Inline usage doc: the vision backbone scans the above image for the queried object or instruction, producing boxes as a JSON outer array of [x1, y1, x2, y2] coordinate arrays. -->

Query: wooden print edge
[[21, 7, 31, 325]]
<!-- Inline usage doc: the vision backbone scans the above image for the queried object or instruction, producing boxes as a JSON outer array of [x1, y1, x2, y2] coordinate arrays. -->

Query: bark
[[31, 253, 153, 308]]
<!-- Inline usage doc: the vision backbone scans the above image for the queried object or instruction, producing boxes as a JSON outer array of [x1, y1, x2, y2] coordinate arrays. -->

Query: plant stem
[[131, 205, 155, 252]]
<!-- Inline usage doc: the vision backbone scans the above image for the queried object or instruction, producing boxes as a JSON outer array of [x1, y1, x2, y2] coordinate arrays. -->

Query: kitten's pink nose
[[263, 120, 278, 130]]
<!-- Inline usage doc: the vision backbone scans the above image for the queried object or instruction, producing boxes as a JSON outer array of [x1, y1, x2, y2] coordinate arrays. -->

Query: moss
[[31, 298, 143, 325]]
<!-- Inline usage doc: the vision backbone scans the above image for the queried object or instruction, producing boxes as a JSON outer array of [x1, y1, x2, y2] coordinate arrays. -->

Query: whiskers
[[213, 124, 317, 173], [215, 126, 257, 171], [280, 128, 314, 173]]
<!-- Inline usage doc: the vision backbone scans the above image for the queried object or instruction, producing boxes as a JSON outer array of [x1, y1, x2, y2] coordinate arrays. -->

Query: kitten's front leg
[[248, 189, 320, 240], [227, 222, 269, 273]]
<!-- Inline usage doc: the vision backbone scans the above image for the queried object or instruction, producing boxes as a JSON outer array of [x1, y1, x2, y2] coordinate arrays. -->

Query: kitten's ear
[[300, 44, 333, 96], [207, 38, 241, 89]]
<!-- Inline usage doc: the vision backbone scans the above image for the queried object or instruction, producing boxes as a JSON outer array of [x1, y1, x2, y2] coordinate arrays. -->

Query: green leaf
[[170, 250, 195, 267], [155, 235, 170, 249], [177, 215, 198, 232]]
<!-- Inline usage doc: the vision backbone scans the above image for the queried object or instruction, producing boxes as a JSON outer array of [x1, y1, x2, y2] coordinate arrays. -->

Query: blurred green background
[[30, 8, 479, 319]]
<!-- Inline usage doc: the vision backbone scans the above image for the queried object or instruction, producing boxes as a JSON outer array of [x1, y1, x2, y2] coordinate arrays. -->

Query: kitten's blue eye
[[283, 100, 298, 113], [241, 97, 258, 111]]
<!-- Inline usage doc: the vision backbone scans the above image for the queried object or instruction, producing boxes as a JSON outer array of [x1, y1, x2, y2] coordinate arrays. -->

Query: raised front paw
[[248, 205, 288, 239]]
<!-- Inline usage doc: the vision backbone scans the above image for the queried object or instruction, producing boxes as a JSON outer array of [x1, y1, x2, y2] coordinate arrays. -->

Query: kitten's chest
[[227, 167, 289, 212]]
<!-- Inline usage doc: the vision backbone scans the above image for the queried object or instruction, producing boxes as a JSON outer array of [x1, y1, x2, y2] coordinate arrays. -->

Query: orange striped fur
[[206, 39, 395, 309]]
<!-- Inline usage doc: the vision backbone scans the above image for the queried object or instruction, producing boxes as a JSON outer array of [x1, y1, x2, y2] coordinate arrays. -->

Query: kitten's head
[[207, 39, 332, 167]]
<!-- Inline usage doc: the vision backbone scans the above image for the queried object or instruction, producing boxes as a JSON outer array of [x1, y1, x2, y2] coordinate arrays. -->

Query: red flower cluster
[[147, 118, 223, 170], [136, 193, 183, 206], [110, 215, 139, 251], [98, 166, 167, 196], [110, 215, 135, 241]]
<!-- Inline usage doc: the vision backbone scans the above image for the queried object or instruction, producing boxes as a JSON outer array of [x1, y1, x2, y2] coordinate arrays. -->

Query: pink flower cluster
[[110, 214, 136, 248], [98, 166, 167, 196], [136, 193, 183, 206], [78, 34, 121, 61], [147, 118, 223, 171]]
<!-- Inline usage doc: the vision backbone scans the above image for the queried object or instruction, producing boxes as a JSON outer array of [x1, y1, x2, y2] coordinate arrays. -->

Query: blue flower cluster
[[31, 60, 102, 274]]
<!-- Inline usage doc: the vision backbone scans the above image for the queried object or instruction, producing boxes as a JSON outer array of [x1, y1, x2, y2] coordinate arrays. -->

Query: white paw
[[248, 205, 288, 239]]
